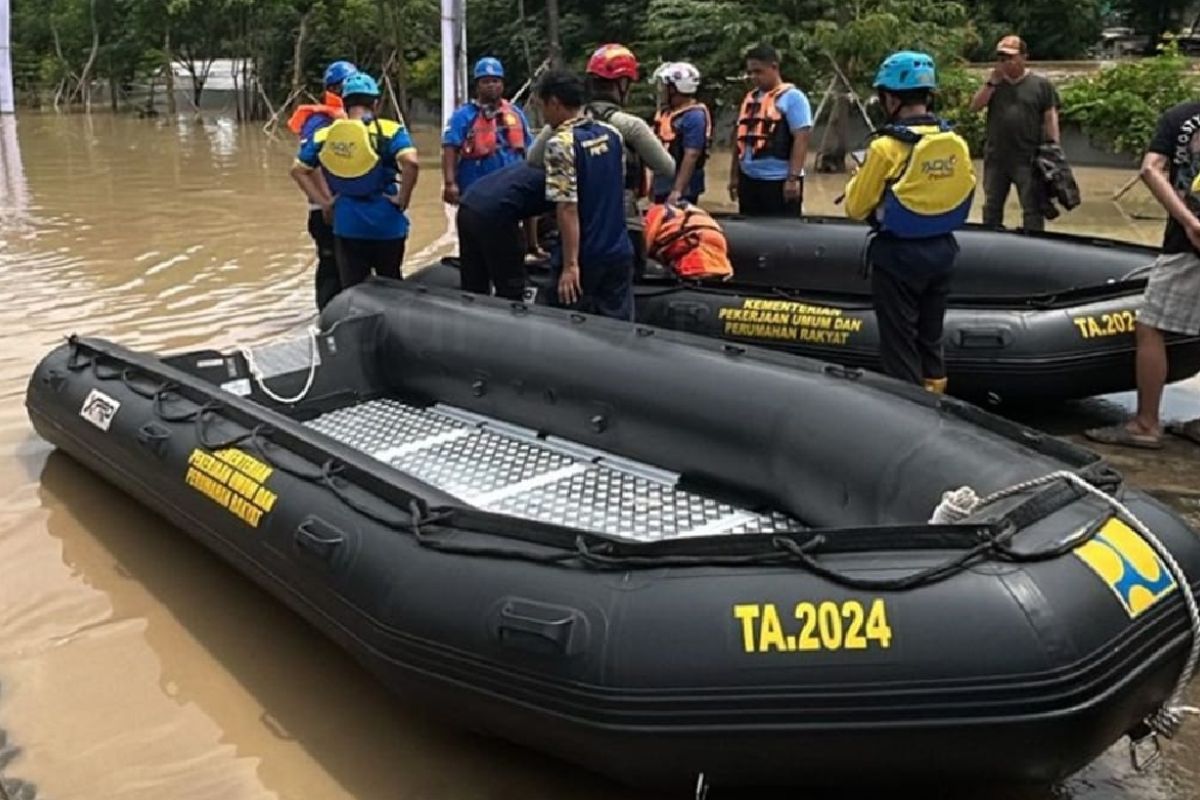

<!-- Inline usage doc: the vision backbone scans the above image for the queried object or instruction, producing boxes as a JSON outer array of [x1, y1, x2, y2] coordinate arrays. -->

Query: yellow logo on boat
[[1074, 518, 1175, 618]]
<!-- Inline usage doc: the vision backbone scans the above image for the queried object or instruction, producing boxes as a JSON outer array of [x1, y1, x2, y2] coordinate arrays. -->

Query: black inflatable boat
[[26, 279, 1200, 791], [417, 216, 1200, 404]]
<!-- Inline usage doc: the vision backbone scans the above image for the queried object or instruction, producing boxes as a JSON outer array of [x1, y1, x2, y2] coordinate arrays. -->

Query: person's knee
[[1135, 321, 1166, 347]]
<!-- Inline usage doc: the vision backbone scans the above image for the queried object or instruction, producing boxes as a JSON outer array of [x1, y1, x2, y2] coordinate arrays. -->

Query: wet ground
[[0, 112, 1198, 799]]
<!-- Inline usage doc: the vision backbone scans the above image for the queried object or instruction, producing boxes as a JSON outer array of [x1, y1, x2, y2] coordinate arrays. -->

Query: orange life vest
[[287, 91, 346, 137], [644, 203, 733, 281], [735, 82, 794, 160], [461, 99, 526, 160], [654, 102, 712, 169]]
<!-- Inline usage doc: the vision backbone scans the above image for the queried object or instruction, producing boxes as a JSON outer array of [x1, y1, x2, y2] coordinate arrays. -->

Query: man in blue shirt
[[287, 59, 356, 309], [441, 57, 533, 205], [538, 69, 635, 320], [651, 62, 711, 205], [290, 74, 420, 290], [728, 43, 813, 216], [457, 162, 551, 300]]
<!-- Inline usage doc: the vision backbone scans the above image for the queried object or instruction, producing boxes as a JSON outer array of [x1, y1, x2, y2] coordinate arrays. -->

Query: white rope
[[931, 470, 1200, 739], [238, 325, 321, 405]]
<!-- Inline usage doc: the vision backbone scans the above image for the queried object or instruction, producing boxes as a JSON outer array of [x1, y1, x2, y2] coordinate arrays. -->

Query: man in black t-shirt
[[969, 35, 1060, 231], [1086, 101, 1200, 449]]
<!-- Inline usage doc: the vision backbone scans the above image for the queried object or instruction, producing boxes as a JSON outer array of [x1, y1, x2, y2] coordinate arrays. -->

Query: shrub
[[1060, 44, 1200, 156]]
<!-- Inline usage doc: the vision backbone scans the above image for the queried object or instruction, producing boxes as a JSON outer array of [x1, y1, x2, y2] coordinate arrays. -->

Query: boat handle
[[295, 518, 345, 563], [497, 602, 579, 653], [955, 327, 1012, 349], [137, 422, 172, 458]]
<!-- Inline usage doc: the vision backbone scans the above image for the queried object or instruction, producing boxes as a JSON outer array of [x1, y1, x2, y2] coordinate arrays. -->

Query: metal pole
[[456, 0, 468, 109], [0, 0, 15, 113], [440, 0, 456, 126]]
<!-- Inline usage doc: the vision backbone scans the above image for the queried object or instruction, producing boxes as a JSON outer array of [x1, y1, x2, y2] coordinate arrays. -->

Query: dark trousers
[[457, 205, 527, 300], [552, 259, 635, 321], [334, 236, 406, 289], [307, 210, 341, 310], [982, 156, 1043, 232], [737, 173, 802, 217], [869, 237, 958, 385]]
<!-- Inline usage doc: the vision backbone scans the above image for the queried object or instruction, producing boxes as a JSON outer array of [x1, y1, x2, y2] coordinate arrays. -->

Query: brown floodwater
[[0, 112, 1198, 800]]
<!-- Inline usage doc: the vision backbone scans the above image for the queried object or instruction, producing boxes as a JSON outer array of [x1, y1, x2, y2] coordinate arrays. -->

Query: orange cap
[[995, 35, 1025, 56]]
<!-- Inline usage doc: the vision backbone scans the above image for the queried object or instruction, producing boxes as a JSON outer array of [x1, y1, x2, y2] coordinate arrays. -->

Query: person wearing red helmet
[[529, 44, 673, 269]]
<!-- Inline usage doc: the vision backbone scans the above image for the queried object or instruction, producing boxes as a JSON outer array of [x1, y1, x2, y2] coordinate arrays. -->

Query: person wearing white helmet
[[651, 62, 712, 205]]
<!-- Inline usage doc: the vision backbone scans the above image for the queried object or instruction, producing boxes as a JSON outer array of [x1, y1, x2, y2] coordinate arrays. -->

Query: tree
[[1113, 0, 1193, 52]]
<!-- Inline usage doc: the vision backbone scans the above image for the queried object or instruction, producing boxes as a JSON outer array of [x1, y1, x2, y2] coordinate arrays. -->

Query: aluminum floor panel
[[306, 399, 804, 541]]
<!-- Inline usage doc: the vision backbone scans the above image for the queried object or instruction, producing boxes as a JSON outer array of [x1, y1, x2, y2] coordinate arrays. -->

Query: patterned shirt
[[543, 116, 632, 267]]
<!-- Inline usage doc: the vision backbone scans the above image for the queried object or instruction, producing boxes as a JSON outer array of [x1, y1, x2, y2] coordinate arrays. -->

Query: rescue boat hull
[[417, 216, 1200, 404], [26, 280, 1200, 789]]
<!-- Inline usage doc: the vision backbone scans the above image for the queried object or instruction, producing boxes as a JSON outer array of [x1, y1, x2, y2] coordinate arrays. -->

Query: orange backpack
[[644, 203, 734, 280]]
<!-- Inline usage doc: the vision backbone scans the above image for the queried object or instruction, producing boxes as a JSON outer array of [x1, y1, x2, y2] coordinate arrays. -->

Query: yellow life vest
[[877, 121, 975, 238], [315, 117, 404, 197]]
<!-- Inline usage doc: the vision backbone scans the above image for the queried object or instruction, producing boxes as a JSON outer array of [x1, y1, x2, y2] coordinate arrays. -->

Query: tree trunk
[[75, 0, 100, 111], [396, 49, 410, 120], [516, 0, 534, 76], [164, 28, 176, 115], [291, 8, 310, 100], [545, 0, 561, 67]]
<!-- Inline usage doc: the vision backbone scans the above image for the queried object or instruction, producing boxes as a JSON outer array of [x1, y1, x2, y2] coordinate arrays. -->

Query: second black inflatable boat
[[26, 280, 1200, 791], [418, 216, 1200, 404]]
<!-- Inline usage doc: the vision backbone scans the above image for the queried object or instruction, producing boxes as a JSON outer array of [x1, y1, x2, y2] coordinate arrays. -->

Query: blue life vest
[[315, 117, 401, 198], [877, 120, 975, 239]]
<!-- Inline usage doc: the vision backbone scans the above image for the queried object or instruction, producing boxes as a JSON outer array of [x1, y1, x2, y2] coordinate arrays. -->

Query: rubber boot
[[923, 377, 948, 395]]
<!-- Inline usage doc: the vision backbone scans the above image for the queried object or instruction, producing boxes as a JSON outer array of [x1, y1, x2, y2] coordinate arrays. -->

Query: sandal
[[1166, 419, 1200, 446], [1083, 424, 1164, 450]]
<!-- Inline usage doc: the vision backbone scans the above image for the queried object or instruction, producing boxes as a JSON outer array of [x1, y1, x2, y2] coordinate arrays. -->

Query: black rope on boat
[[68, 338, 1121, 583]]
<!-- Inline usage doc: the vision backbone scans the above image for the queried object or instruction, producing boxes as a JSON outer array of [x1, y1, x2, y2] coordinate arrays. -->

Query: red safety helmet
[[586, 43, 639, 81]]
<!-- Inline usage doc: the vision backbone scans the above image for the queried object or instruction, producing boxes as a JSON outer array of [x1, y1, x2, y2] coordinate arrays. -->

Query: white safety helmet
[[653, 61, 701, 95]]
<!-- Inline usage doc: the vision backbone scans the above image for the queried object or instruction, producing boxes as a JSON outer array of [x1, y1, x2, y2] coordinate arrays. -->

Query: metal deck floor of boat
[[306, 399, 804, 541]]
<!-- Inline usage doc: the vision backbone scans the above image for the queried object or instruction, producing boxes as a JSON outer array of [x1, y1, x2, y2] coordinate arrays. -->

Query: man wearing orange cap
[[969, 35, 1060, 232]]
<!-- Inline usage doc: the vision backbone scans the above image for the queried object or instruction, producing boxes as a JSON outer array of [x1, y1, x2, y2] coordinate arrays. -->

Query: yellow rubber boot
[[923, 377, 948, 395]]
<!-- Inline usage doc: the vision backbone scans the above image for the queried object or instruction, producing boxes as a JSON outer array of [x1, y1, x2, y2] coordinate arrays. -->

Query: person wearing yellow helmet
[[843, 51, 975, 392]]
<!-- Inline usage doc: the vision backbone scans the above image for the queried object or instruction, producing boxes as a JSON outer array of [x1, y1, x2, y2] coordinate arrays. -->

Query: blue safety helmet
[[473, 57, 505, 80], [873, 51, 937, 92], [323, 60, 358, 88], [341, 73, 381, 98]]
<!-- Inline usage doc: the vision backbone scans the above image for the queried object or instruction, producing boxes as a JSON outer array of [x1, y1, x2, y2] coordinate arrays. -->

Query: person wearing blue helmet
[[441, 56, 533, 204], [286, 59, 358, 310], [291, 73, 420, 292], [843, 51, 975, 392]]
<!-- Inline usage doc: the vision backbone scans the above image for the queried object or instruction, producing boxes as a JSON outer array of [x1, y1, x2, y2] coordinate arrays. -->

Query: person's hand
[[320, 200, 334, 225], [988, 65, 1005, 84], [783, 177, 802, 201], [1186, 218, 1200, 253], [727, 178, 738, 202], [526, 245, 549, 262], [666, 189, 683, 207], [558, 263, 582, 305], [442, 182, 460, 205], [386, 192, 407, 212]]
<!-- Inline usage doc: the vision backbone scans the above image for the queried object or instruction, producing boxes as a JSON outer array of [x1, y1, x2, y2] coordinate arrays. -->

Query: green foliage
[[935, 65, 986, 154], [810, 0, 976, 90], [1059, 43, 1199, 155], [962, 0, 1104, 60]]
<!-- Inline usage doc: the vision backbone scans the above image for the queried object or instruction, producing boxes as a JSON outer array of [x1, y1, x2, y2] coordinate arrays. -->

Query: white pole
[[0, 0, 15, 113], [456, 0, 468, 110], [439, 0, 459, 126]]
